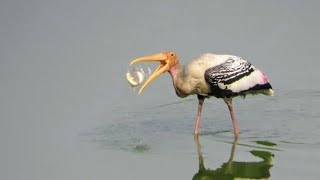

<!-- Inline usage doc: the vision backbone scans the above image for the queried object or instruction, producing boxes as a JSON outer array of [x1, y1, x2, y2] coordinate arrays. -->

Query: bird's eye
[[171, 53, 174, 57]]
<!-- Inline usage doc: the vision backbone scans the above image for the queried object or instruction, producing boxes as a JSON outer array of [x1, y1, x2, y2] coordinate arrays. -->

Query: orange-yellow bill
[[130, 53, 170, 94]]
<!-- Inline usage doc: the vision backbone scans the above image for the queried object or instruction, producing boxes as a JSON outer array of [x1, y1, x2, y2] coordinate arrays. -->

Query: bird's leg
[[194, 134, 205, 170], [194, 95, 205, 135], [223, 98, 240, 135], [228, 134, 239, 163]]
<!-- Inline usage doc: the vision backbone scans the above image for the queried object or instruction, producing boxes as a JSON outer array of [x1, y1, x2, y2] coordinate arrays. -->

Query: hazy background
[[1, 1, 320, 179]]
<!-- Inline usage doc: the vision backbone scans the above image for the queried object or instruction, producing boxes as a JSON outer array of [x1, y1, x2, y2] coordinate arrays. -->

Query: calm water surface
[[80, 89, 320, 179]]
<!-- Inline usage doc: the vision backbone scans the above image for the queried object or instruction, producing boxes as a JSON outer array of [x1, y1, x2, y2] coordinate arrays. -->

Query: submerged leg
[[223, 98, 239, 135], [194, 134, 205, 170], [194, 95, 205, 135]]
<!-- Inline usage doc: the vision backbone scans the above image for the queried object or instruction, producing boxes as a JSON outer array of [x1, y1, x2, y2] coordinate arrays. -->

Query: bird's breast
[[173, 73, 211, 97]]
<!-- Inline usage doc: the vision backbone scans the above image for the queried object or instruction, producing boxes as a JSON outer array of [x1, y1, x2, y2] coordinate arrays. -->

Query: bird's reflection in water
[[193, 135, 274, 180]]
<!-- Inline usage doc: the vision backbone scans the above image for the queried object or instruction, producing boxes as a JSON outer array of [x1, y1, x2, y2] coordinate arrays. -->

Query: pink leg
[[194, 95, 205, 135], [224, 98, 239, 135]]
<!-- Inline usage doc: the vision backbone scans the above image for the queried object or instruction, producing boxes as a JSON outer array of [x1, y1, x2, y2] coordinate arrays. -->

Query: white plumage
[[172, 53, 272, 98]]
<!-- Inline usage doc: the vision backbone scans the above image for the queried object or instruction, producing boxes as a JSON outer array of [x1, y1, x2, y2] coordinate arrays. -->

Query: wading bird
[[130, 51, 273, 135]]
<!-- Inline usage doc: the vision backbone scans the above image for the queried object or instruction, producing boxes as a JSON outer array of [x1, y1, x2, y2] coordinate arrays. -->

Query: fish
[[126, 67, 146, 87]]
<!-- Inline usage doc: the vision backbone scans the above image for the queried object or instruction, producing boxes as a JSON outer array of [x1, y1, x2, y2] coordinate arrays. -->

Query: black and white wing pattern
[[204, 56, 273, 98]]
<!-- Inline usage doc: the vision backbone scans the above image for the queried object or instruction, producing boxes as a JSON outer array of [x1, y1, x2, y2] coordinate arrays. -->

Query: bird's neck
[[168, 63, 182, 81], [168, 63, 188, 97]]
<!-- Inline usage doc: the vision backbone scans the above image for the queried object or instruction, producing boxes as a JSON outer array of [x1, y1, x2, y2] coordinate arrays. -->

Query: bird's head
[[130, 51, 179, 94]]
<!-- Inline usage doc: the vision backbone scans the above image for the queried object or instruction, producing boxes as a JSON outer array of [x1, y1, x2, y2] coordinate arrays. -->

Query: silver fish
[[126, 67, 146, 87]]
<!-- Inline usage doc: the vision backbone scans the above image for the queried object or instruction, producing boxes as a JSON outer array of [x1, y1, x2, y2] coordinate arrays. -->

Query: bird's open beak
[[130, 53, 170, 94]]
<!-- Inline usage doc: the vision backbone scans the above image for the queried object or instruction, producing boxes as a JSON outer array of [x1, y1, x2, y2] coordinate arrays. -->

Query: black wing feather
[[204, 57, 256, 98]]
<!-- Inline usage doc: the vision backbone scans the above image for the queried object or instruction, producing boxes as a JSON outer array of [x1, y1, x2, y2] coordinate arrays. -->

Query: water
[[79, 89, 320, 179], [1, 1, 320, 180]]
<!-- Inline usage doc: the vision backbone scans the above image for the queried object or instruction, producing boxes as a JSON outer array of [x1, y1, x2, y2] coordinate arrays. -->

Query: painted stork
[[130, 51, 273, 135]]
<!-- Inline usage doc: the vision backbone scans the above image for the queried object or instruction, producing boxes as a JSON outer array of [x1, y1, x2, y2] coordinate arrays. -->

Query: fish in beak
[[130, 52, 177, 94]]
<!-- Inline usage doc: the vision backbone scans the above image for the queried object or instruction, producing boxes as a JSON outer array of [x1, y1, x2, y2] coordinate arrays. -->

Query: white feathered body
[[170, 53, 273, 98]]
